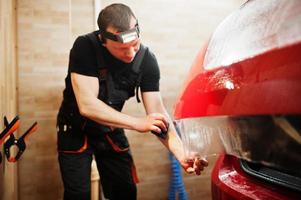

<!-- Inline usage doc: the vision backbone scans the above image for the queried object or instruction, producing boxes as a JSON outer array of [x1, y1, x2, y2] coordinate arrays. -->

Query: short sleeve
[[140, 50, 160, 92], [68, 36, 99, 77]]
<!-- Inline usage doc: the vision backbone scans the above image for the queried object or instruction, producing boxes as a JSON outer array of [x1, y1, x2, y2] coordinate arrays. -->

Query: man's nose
[[125, 47, 135, 57]]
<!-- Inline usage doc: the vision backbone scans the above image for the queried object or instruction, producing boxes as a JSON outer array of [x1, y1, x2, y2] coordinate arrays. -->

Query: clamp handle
[[4, 120, 38, 162], [0, 116, 20, 145]]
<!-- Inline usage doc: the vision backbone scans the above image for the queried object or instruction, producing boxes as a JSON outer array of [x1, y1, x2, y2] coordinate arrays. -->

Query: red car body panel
[[174, 42, 301, 119], [174, 41, 301, 200], [173, 0, 301, 199], [211, 154, 301, 200]]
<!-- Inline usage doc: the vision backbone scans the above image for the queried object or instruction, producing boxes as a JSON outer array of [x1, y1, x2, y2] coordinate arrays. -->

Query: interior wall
[[0, 0, 18, 199], [17, 0, 94, 199], [16, 0, 245, 200]]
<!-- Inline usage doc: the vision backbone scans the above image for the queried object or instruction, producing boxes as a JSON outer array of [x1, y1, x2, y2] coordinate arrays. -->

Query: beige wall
[[16, 0, 244, 200], [17, 0, 94, 200], [0, 0, 18, 199]]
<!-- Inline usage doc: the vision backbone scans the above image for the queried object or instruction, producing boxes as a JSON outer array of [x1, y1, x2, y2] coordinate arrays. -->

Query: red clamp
[[3, 116, 38, 162], [0, 116, 20, 145]]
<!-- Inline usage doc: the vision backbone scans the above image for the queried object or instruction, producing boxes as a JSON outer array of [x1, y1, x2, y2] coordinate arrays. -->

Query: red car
[[173, 0, 301, 199]]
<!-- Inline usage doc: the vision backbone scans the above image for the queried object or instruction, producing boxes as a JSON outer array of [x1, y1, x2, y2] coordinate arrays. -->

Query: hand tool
[[0, 116, 20, 145], [4, 120, 38, 162]]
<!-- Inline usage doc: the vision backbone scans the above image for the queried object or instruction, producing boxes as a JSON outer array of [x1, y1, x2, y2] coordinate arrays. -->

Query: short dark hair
[[97, 3, 137, 32]]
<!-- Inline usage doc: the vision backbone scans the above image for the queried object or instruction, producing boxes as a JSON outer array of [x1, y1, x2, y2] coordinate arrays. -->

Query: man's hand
[[180, 156, 209, 175], [133, 113, 169, 134]]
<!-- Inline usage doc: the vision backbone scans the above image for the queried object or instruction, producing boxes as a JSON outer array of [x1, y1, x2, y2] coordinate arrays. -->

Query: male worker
[[57, 3, 208, 200]]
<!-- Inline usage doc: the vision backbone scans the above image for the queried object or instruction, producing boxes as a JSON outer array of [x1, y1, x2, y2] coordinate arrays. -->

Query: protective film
[[204, 0, 301, 70], [175, 115, 301, 174]]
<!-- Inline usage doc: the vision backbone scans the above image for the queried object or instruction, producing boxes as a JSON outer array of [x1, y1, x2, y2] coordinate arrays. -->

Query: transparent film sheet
[[204, 0, 301, 70], [175, 115, 301, 174]]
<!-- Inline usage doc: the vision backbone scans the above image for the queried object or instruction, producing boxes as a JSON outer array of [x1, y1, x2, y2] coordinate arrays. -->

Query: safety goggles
[[100, 23, 140, 43]]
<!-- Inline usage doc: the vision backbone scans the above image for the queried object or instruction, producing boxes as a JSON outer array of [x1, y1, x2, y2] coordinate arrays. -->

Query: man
[[57, 3, 208, 200]]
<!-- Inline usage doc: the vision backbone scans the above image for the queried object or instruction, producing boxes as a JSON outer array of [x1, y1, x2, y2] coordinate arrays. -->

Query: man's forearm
[[79, 97, 136, 130], [158, 121, 186, 162], [145, 105, 186, 161]]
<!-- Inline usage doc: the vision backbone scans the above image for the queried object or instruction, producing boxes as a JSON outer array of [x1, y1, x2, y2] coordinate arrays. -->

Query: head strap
[[100, 23, 140, 43]]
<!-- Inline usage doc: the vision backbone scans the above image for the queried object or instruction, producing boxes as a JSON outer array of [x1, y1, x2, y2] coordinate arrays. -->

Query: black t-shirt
[[61, 31, 160, 111]]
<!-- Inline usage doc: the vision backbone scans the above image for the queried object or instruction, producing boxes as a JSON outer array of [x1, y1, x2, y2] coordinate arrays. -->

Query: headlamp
[[100, 23, 140, 43]]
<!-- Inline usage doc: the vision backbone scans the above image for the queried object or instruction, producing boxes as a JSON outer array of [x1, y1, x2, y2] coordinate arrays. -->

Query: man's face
[[101, 17, 140, 63]]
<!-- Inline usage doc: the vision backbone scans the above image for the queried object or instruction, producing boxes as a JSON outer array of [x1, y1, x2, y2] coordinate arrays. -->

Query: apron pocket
[[105, 128, 130, 153], [57, 112, 87, 153]]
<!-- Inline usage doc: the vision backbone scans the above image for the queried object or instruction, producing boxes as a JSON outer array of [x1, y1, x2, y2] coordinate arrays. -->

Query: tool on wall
[[0, 116, 20, 145], [0, 116, 20, 165], [2, 116, 38, 163]]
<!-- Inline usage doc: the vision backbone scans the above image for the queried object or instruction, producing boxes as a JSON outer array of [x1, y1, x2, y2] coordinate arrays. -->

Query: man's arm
[[71, 72, 167, 133], [142, 91, 208, 175]]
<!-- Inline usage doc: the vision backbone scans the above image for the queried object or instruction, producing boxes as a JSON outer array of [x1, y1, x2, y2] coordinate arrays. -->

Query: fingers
[[201, 158, 209, 167], [148, 113, 169, 132], [186, 167, 195, 174], [153, 119, 168, 132], [193, 158, 204, 175], [150, 113, 169, 126], [183, 157, 208, 176], [180, 159, 194, 174], [150, 125, 161, 134], [136, 113, 169, 133]]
